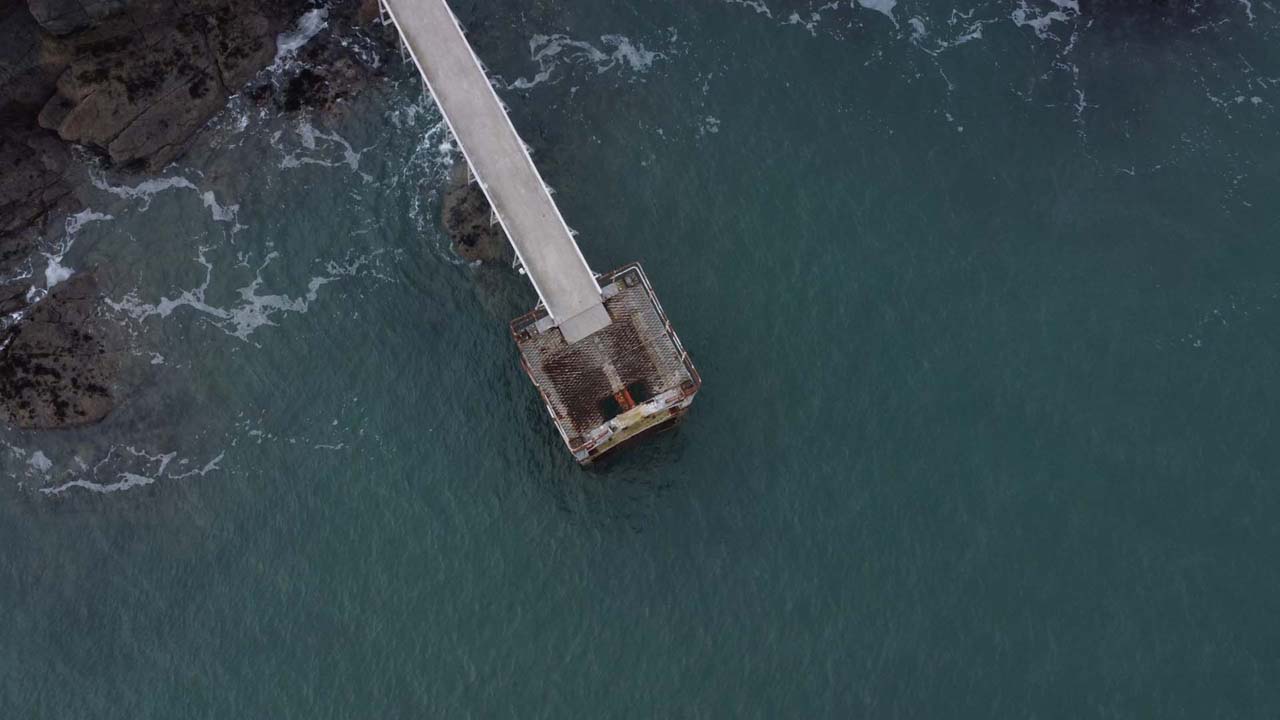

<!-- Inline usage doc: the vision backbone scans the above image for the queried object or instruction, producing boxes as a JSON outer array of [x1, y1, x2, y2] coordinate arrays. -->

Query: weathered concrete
[[382, 0, 611, 344]]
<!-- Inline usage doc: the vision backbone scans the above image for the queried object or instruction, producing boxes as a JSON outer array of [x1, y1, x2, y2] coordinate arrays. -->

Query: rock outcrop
[[0, 272, 121, 429], [27, 0, 131, 36], [0, 127, 75, 239], [441, 162, 513, 264], [0, 1, 72, 121], [35, 0, 298, 170]]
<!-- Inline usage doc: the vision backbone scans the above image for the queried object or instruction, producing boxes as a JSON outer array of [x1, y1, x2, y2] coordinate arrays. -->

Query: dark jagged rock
[[0, 1, 72, 121], [206, 3, 277, 90], [441, 162, 513, 264], [36, 2, 287, 170], [41, 23, 225, 169], [0, 272, 121, 429], [26, 0, 125, 36], [0, 127, 75, 238]]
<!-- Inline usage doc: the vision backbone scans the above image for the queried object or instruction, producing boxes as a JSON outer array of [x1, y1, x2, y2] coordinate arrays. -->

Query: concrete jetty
[[380, 0, 610, 344], [380, 0, 699, 463]]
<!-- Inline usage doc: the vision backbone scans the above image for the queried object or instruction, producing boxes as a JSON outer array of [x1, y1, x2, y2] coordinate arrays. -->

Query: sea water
[[3, 1, 1279, 715]]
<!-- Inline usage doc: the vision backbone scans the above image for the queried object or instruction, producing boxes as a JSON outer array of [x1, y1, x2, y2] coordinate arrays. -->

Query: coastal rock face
[[0, 128, 74, 238], [0, 272, 121, 429], [27, 0, 128, 36], [0, 1, 71, 120], [441, 163, 513, 264], [37, 3, 283, 170]]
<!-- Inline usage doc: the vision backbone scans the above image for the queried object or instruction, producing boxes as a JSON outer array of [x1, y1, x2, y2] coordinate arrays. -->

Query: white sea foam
[[34, 209, 113, 290], [91, 173, 198, 209], [90, 172, 245, 229], [36, 446, 224, 496], [909, 17, 928, 40], [723, 0, 773, 18], [108, 248, 384, 341], [279, 121, 373, 182], [65, 209, 113, 235], [272, 8, 329, 70], [858, 0, 899, 26], [170, 453, 225, 479], [43, 256, 73, 288], [41, 473, 156, 495], [1011, 0, 1079, 38], [28, 450, 52, 473], [1238, 0, 1255, 22], [508, 34, 664, 89], [201, 191, 242, 226], [785, 12, 821, 36]]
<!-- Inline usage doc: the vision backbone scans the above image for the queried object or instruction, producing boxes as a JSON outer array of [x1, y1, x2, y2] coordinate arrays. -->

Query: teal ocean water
[[4, 0, 1280, 715]]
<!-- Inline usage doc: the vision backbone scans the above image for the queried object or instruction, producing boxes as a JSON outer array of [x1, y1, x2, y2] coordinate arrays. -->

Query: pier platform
[[512, 264, 700, 463]]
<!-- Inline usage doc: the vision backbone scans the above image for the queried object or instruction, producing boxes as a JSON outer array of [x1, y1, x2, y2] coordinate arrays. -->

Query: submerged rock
[[0, 272, 121, 429], [441, 162, 513, 264]]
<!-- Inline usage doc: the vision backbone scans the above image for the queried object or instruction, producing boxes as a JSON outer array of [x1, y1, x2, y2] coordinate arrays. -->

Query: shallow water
[[4, 1, 1280, 716]]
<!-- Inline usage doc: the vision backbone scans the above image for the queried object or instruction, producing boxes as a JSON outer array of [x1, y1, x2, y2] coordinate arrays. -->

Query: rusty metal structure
[[511, 264, 700, 463], [381, 0, 699, 463]]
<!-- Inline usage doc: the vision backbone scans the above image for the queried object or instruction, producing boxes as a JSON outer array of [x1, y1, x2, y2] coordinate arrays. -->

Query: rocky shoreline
[[0, 0, 394, 430]]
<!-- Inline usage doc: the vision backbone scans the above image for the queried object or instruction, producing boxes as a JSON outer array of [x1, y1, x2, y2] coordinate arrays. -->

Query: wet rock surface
[[0, 272, 122, 429], [441, 162, 514, 264]]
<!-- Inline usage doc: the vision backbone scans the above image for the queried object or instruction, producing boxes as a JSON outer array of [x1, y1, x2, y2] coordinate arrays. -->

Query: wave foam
[[272, 8, 329, 71], [1011, 0, 1079, 38], [277, 120, 373, 182], [34, 446, 224, 496], [858, 0, 899, 26], [108, 248, 386, 342], [508, 33, 665, 89]]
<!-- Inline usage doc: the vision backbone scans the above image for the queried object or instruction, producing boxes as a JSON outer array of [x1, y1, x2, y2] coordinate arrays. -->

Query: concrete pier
[[381, 0, 611, 344], [380, 0, 700, 463]]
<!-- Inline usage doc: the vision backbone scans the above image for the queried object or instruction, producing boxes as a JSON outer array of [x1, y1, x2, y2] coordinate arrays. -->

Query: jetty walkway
[[380, 0, 611, 344], [378, 0, 700, 463]]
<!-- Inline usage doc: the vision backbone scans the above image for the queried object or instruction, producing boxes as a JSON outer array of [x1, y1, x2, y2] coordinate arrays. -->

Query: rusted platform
[[512, 263, 700, 464]]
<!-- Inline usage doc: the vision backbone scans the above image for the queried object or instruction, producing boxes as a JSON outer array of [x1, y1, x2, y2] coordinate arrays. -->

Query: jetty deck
[[511, 264, 700, 463]]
